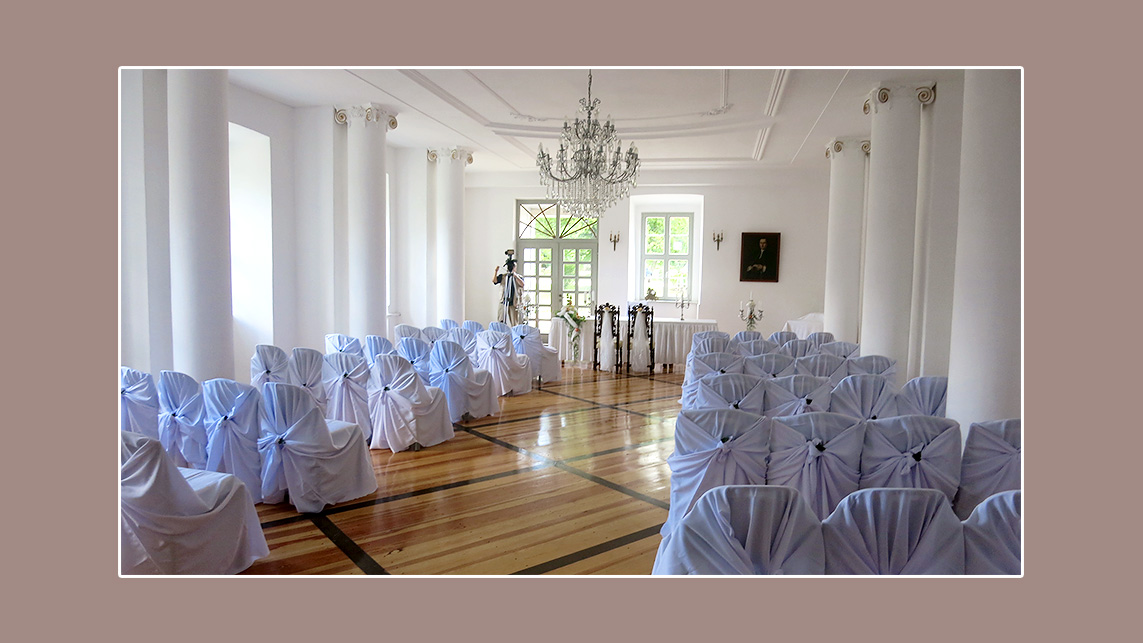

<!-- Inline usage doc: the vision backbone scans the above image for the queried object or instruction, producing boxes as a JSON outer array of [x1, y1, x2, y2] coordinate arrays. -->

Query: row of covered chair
[[329, 323, 561, 388], [681, 371, 947, 420], [687, 346, 891, 385], [121, 366, 381, 510], [652, 485, 1020, 575], [693, 330, 859, 360], [663, 409, 1020, 531]]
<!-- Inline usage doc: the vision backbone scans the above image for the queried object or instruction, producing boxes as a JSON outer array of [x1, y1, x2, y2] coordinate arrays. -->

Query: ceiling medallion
[[536, 70, 640, 218]]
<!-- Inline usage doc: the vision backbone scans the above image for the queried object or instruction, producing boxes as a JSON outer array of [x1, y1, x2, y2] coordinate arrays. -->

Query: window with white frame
[[640, 212, 693, 301]]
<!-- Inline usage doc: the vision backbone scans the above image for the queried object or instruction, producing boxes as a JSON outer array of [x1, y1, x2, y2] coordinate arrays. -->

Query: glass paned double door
[[517, 241, 596, 336]]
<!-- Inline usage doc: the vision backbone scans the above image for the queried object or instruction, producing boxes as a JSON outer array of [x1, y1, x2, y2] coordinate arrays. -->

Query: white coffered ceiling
[[227, 67, 964, 173]]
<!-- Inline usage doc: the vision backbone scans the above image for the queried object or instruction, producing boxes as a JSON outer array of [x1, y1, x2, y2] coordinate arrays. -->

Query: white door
[[516, 201, 598, 336]]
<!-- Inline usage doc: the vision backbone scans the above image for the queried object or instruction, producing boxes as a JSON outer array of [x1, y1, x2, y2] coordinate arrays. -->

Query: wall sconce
[[609, 232, 621, 250], [713, 231, 725, 250]]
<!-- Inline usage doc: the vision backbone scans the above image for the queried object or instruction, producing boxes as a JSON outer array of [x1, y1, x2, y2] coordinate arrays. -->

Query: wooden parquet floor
[[241, 367, 683, 575]]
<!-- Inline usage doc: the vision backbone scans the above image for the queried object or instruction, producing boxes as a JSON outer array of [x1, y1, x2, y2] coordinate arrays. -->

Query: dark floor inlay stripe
[[511, 524, 664, 575], [536, 388, 653, 418], [459, 405, 602, 430], [459, 427, 556, 464], [261, 464, 552, 528], [560, 436, 676, 463], [309, 514, 389, 575], [615, 393, 686, 406], [553, 462, 670, 510]]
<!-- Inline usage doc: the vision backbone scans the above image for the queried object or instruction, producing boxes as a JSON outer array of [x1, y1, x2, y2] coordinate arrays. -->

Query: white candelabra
[[739, 296, 762, 331]]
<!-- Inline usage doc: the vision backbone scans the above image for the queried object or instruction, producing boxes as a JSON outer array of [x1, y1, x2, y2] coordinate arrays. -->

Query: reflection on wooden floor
[[242, 367, 683, 575]]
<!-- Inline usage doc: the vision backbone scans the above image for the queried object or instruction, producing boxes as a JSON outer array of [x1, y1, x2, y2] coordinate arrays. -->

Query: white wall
[[463, 167, 830, 336], [228, 122, 274, 379]]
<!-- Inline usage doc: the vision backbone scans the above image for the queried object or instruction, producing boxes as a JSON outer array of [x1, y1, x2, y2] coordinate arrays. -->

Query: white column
[[946, 70, 1021, 430], [167, 70, 234, 381], [858, 83, 934, 365], [338, 103, 396, 340], [431, 147, 472, 324], [823, 137, 868, 344]]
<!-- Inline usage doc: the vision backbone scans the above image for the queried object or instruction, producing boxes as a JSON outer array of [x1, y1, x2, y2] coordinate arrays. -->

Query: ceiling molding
[[752, 127, 771, 161], [399, 69, 492, 126], [764, 69, 788, 116]]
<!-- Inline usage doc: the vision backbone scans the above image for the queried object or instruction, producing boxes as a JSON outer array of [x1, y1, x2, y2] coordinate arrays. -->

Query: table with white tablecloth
[[548, 317, 719, 369], [781, 312, 824, 339]]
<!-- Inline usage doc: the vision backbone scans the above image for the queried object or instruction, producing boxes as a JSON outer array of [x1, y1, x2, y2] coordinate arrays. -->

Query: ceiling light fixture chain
[[537, 70, 640, 218]]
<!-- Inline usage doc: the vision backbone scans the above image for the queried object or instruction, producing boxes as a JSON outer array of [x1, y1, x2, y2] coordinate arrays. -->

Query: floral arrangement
[[557, 297, 587, 361], [645, 288, 658, 301]]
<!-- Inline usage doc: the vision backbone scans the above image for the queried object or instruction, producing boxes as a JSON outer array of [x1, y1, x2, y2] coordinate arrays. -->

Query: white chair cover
[[679, 352, 745, 408], [476, 330, 533, 396], [121, 366, 160, 440], [860, 415, 962, 502], [440, 319, 460, 331], [847, 354, 898, 386], [794, 354, 849, 386], [421, 326, 448, 345], [367, 355, 454, 452], [598, 312, 618, 372], [444, 327, 479, 363], [364, 335, 396, 367], [896, 376, 948, 417], [396, 336, 433, 384], [954, 418, 1021, 520], [818, 340, 860, 359], [778, 339, 813, 359], [804, 332, 835, 352], [690, 373, 767, 414], [829, 374, 899, 420], [768, 331, 798, 346], [767, 412, 866, 520], [120, 431, 268, 575], [628, 309, 652, 372], [692, 335, 734, 356], [157, 370, 208, 469], [963, 490, 1021, 575], [258, 382, 377, 513], [324, 333, 364, 360], [652, 485, 825, 575], [663, 409, 770, 537], [734, 338, 778, 357], [732, 330, 763, 343], [822, 488, 964, 575], [742, 353, 795, 379], [322, 352, 372, 443], [690, 330, 728, 352], [461, 320, 484, 334], [202, 378, 263, 503], [393, 324, 424, 343], [512, 324, 562, 383], [250, 344, 289, 390], [488, 321, 512, 334], [287, 347, 327, 414], [763, 375, 833, 417], [428, 340, 499, 422]]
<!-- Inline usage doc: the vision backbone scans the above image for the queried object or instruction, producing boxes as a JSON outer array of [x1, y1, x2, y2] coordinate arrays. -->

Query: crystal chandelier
[[537, 71, 640, 218]]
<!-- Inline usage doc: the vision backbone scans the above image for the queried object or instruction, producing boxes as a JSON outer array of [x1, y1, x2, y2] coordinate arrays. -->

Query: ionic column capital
[[428, 147, 474, 165], [825, 137, 872, 160], [335, 102, 398, 130], [863, 83, 935, 115]]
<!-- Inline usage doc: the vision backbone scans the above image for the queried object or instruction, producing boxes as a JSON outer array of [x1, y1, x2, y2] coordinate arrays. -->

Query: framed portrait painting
[[740, 232, 781, 282]]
